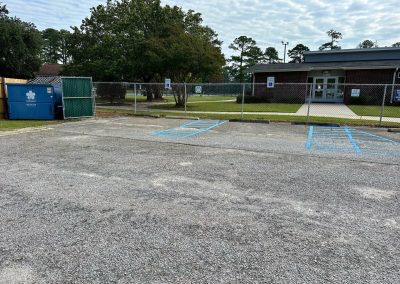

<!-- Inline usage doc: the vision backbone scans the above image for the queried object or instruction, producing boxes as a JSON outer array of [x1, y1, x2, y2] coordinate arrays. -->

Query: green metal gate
[[61, 77, 95, 119]]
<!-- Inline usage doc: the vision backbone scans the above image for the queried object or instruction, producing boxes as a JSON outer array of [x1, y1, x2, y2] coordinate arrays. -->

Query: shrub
[[236, 95, 272, 104]]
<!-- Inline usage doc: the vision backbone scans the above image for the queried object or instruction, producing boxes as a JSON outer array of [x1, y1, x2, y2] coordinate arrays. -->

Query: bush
[[96, 83, 127, 104], [236, 95, 272, 104], [347, 96, 381, 105]]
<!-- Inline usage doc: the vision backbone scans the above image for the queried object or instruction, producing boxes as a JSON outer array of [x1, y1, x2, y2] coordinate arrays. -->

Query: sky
[[4, 0, 400, 57]]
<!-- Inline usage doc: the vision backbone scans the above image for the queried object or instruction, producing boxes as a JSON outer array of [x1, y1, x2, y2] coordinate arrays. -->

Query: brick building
[[248, 47, 400, 104]]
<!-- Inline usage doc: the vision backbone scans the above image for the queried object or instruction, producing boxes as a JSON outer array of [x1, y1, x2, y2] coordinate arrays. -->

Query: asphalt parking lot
[[0, 117, 399, 283]]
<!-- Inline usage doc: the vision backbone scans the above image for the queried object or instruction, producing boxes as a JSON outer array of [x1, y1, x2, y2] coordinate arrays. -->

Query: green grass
[[126, 95, 236, 103], [97, 108, 400, 127], [151, 102, 302, 113], [0, 120, 59, 131], [98, 95, 236, 104], [348, 105, 400, 118]]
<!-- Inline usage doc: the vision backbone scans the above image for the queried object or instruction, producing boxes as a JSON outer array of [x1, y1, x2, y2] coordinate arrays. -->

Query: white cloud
[[4, 0, 400, 57]]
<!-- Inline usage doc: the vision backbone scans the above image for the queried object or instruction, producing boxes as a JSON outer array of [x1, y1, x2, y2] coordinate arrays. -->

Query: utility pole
[[281, 41, 289, 63]]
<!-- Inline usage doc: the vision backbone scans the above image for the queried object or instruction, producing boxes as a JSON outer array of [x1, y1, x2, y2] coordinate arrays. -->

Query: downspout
[[252, 72, 255, 96], [391, 67, 399, 103], [306, 68, 313, 103]]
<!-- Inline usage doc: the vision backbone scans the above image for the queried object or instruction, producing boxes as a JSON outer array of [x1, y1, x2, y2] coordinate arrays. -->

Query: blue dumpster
[[7, 84, 62, 120]]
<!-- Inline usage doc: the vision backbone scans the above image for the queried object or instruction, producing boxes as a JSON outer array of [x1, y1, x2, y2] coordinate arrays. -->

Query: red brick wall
[[254, 71, 308, 84], [253, 72, 308, 103], [345, 69, 394, 84], [344, 69, 397, 104]]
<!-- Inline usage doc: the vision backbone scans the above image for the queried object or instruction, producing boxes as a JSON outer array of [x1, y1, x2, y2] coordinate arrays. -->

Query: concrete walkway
[[296, 103, 357, 117]]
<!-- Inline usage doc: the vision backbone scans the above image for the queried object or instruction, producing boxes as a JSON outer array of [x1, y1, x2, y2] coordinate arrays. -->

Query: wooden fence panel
[[0, 77, 28, 118]]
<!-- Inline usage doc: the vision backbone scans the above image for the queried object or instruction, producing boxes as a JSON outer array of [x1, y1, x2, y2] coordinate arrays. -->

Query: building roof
[[37, 64, 64, 76], [248, 60, 400, 73], [304, 47, 400, 63], [304, 47, 400, 55]]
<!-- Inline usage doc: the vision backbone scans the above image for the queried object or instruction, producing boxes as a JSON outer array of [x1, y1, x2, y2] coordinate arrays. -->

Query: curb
[[291, 121, 340, 127], [132, 114, 161, 118], [229, 119, 270, 124], [164, 116, 200, 120], [388, 128, 400, 133]]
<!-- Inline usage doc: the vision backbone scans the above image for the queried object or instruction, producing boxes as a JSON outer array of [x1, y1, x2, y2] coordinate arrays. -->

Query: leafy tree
[[0, 2, 42, 78], [392, 42, 400, 47], [41, 29, 71, 64], [64, 0, 224, 105], [41, 28, 61, 63], [228, 36, 263, 82], [264, 47, 281, 63], [319, 29, 342, 50], [0, 2, 7, 16], [358, 39, 378, 48], [288, 44, 310, 63]]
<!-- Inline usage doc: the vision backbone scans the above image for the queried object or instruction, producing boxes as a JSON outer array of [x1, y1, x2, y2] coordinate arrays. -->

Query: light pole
[[281, 41, 289, 63]]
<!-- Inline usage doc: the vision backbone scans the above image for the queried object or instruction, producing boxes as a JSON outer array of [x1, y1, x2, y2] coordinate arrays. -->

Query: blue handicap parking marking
[[152, 120, 227, 139], [305, 126, 400, 156]]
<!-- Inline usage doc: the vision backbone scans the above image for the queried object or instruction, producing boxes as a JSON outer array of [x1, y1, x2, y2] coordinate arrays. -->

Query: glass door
[[325, 77, 338, 101], [313, 78, 325, 101], [312, 77, 343, 102]]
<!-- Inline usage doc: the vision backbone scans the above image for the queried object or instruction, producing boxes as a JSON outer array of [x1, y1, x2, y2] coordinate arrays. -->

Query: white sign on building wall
[[267, 77, 275, 88], [351, 89, 360, 97]]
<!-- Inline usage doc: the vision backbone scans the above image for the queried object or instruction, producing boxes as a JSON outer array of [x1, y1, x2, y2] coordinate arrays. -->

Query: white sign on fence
[[165, 78, 171, 89], [267, 77, 275, 88], [195, 86, 202, 94], [351, 89, 360, 97]]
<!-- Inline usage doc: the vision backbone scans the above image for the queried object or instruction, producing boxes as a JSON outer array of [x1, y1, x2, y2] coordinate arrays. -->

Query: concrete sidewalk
[[296, 103, 357, 117]]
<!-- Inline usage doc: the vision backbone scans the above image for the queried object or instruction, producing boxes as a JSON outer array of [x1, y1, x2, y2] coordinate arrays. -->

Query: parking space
[[0, 117, 399, 283], [152, 120, 228, 139], [307, 126, 400, 156]]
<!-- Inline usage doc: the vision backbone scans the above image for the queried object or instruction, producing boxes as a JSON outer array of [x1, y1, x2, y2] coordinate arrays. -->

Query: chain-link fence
[[94, 82, 400, 127]]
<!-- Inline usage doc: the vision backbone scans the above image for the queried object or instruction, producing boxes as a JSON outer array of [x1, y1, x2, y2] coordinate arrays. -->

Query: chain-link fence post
[[306, 83, 313, 124], [379, 84, 388, 126], [134, 83, 137, 114], [241, 83, 245, 120], [184, 83, 187, 114]]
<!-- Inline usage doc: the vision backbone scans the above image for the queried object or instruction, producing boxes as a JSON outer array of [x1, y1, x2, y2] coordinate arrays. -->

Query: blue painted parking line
[[306, 126, 400, 156], [152, 120, 227, 139], [344, 127, 362, 153], [305, 126, 313, 149]]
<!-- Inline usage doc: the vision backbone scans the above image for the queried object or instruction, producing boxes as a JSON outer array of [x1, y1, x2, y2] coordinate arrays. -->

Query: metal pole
[[184, 83, 187, 114], [241, 83, 245, 120], [284, 45, 287, 63], [281, 41, 289, 63], [306, 83, 313, 124], [379, 84, 388, 127], [134, 83, 137, 114]]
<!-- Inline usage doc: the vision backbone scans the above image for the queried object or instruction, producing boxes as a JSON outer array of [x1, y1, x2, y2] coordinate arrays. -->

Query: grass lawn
[[97, 108, 400, 127], [151, 102, 302, 113], [98, 95, 236, 104], [126, 95, 236, 103], [348, 105, 400, 118], [0, 120, 59, 131]]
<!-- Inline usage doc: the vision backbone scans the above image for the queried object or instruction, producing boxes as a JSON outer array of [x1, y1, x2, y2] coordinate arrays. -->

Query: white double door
[[312, 77, 343, 102]]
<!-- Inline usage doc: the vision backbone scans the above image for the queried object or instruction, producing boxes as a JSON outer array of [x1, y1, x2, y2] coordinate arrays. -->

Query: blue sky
[[4, 0, 400, 57]]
